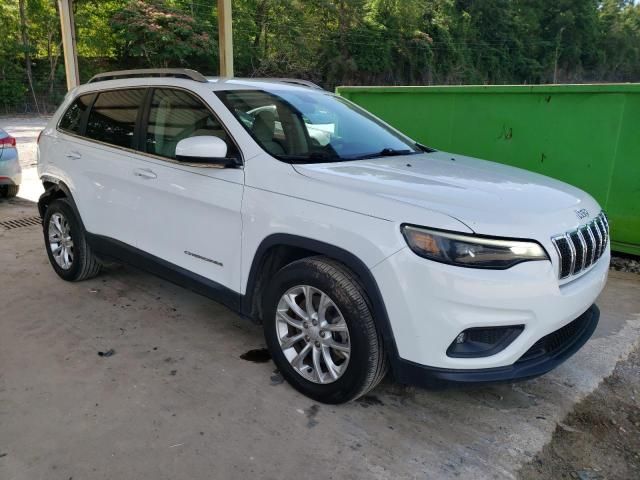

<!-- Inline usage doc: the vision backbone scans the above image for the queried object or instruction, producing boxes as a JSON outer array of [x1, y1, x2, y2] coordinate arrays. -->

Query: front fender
[[243, 233, 402, 365]]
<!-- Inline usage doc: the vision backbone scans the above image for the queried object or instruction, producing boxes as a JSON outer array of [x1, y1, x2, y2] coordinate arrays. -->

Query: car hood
[[292, 151, 601, 237]]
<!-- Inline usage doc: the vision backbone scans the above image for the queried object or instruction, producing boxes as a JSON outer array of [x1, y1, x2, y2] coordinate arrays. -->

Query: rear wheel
[[43, 198, 101, 281], [263, 257, 387, 403], [0, 185, 19, 198]]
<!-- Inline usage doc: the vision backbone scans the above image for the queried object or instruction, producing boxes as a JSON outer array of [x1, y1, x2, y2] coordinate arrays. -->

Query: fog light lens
[[447, 325, 524, 358]]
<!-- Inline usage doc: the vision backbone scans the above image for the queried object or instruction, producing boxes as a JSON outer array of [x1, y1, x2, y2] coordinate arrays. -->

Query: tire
[[43, 198, 101, 281], [1, 185, 19, 198], [263, 256, 387, 404]]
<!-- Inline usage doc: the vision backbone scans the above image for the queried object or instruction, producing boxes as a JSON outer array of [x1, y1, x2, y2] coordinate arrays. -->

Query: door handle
[[65, 151, 81, 160], [133, 168, 157, 180]]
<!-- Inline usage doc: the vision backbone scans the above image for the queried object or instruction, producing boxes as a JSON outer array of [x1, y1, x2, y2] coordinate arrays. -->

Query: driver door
[[133, 88, 244, 292]]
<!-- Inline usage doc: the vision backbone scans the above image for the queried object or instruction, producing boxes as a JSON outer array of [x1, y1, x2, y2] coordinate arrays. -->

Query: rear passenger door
[[133, 88, 244, 292], [57, 88, 147, 247]]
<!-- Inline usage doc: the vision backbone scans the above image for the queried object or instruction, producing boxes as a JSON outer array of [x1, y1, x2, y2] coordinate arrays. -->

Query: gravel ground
[[519, 345, 640, 480], [520, 254, 640, 480], [610, 255, 640, 275]]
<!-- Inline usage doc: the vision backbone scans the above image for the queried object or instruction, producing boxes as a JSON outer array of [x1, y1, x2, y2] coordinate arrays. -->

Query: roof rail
[[252, 78, 323, 90], [87, 68, 208, 84]]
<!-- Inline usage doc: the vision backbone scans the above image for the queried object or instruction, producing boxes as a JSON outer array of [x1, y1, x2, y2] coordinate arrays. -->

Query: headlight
[[401, 225, 549, 269]]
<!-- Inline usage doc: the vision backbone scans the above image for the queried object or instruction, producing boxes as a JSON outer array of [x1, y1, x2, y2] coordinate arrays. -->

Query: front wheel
[[263, 257, 387, 404]]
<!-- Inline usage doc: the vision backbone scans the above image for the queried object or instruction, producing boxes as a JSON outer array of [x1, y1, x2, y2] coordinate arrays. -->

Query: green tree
[[1, 0, 640, 113], [598, 0, 640, 81], [111, 0, 212, 68]]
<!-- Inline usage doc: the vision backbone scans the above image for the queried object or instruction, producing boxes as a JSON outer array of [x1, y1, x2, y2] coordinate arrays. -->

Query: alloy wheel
[[275, 285, 351, 384], [48, 212, 74, 270]]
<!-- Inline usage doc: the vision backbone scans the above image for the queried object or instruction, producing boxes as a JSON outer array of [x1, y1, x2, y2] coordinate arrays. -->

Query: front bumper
[[393, 304, 599, 387], [372, 245, 608, 376]]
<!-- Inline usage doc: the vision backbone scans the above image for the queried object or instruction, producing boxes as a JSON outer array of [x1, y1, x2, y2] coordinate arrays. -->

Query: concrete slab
[[0, 196, 639, 480]]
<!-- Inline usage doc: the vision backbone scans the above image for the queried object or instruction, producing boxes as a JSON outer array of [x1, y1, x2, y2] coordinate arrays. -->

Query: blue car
[[0, 128, 21, 198]]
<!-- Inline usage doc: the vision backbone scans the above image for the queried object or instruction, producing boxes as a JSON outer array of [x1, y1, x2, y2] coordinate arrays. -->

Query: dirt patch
[[519, 346, 640, 480], [610, 255, 640, 275]]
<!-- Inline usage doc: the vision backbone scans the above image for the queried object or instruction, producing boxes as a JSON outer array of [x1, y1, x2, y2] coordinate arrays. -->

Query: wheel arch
[[38, 179, 85, 231], [242, 234, 400, 363]]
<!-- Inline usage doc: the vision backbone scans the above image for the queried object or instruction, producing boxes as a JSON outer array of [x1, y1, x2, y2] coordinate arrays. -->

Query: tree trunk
[[19, 0, 40, 114], [553, 27, 565, 84], [251, 0, 269, 72], [338, 0, 347, 58], [48, 2, 63, 104], [336, 0, 350, 85]]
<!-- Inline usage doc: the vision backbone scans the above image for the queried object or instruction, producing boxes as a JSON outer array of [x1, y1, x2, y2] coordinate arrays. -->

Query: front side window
[[217, 89, 420, 163], [59, 94, 94, 134], [85, 89, 145, 149], [146, 88, 239, 160]]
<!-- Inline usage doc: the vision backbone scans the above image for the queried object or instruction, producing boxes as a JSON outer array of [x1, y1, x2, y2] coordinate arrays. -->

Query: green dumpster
[[337, 84, 640, 256]]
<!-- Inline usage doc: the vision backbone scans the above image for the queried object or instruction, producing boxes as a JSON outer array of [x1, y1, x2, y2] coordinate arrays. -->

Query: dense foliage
[[1, 0, 639, 113]]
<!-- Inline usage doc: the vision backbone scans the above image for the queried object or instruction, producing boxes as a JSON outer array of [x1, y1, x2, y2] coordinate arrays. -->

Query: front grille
[[517, 312, 590, 363], [551, 212, 609, 279]]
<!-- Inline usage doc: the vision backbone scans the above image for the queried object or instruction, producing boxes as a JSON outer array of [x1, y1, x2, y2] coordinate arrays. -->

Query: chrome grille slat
[[597, 217, 608, 255], [576, 229, 588, 271], [551, 235, 572, 279], [602, 214, 611, 253], [551, 212, 609, 280], [569, 230, 586, 274], [593, 217, 604, 255], [566, 232, 577, 276], [584, 225, 597, 267]]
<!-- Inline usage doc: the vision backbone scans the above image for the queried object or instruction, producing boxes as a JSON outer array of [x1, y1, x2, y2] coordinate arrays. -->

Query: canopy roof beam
[[58, 0, 79, 90], [217, 0, 234, 77]]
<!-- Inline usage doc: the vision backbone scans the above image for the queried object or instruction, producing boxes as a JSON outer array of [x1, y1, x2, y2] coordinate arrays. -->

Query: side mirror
[[175, 136, 236, 167]]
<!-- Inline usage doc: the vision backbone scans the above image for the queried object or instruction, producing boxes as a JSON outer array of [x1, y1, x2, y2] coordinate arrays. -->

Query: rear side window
[[85, 89, 145, 149], [59, 94, 93, 134], [146, 88, 239, 160]]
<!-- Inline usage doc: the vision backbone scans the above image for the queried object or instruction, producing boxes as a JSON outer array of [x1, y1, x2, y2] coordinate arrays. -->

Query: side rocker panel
[[87, 233, 243, 312]]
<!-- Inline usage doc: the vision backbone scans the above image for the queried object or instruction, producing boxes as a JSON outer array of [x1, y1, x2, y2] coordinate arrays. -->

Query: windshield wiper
[[278, 147, 422, 164], [415, 142, 437, 153], [277, 152, 342, 164], [349, 148, 420, 161]]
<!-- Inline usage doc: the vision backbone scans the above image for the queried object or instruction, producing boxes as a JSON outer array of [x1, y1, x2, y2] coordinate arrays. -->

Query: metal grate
[[0, 216, 42, 230], [551, 212, 609, 280]]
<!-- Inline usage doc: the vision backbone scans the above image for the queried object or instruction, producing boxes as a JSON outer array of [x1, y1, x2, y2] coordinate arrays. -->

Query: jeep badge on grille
[[575, 209, 590, 220]]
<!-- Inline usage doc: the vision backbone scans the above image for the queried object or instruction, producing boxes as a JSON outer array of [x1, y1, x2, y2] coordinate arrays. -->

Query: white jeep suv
[[37, 69, 609, 403]]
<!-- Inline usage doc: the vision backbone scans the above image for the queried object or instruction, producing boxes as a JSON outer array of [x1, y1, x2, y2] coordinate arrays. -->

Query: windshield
[[216, 89, 421, 163]]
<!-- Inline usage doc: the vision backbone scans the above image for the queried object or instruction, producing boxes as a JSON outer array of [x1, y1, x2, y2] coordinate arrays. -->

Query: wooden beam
[[58, 0, 79, 90], [217, 0, 234, 77]]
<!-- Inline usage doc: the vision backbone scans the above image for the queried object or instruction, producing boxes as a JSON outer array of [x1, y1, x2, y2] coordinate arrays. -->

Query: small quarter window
[[146, 88, 239, 160], [86, 89, 145, 149], [59, 94, 93, 134]]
